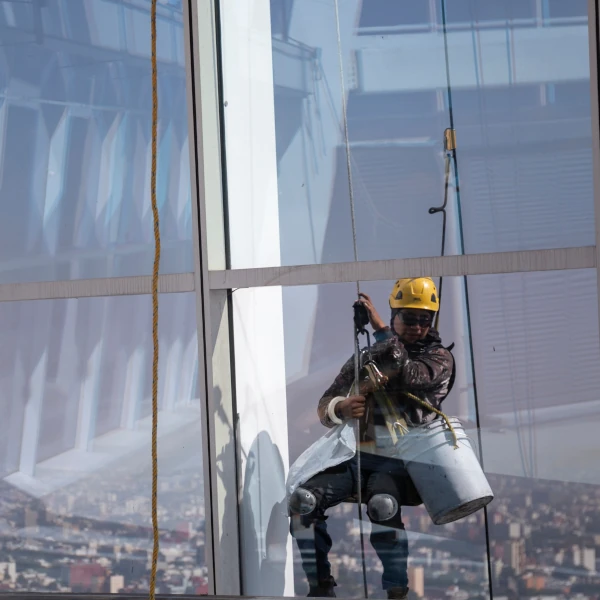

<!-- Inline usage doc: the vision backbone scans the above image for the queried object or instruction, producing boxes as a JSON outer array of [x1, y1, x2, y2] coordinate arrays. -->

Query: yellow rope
[[402, 391, 459, 449], [149, 1, 160, 598], [360, 363, 459, 449]]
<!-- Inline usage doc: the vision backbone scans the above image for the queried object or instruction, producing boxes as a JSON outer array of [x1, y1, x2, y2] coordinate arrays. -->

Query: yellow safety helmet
[[389, 277, 439, 312]]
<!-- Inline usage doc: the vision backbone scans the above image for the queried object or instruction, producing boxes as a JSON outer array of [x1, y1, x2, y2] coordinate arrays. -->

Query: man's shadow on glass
[[214, 386, 288, 597]]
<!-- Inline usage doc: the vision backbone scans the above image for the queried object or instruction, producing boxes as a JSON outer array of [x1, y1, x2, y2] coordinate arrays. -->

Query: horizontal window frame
[[208, 246, 596, 290], [0, 247, 594, 303], [0, 273, 194, 303]]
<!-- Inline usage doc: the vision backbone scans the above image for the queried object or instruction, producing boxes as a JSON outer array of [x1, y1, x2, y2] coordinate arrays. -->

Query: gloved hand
[[336, 395, 366, 419]]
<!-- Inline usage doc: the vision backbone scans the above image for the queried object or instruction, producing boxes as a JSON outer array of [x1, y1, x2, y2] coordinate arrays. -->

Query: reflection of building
[[0, 563, 16, 585], [24, 506, 42, 529], [109, 575, 124, 594], [573, 546, 596, 572], [1, 0, 600, 599], [508, 523, 521, 539], [70, 564, 107, 593], [271, 4, 600, 598], [0, 0, 199, 504], [504, 540, 525, 575], [281, 0, 600, 476], [408, 565, 424, 597], [524, 573, 546, 591]]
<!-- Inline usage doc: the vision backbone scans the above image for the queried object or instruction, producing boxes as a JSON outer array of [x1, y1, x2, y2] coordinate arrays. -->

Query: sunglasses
[[399, 312, 432, 328]]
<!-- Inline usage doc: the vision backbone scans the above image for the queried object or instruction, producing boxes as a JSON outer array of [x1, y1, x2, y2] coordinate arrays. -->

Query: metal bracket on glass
[[444, 127, 457, 152]]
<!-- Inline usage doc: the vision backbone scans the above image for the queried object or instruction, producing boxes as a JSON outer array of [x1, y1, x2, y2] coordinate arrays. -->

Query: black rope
[[352, 303, 370, 598], [429, 151, 452, 329], [432, 3, 495, 597]]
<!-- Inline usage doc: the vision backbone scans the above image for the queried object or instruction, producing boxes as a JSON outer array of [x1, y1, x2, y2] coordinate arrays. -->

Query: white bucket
[[397, 417, 493, 525]]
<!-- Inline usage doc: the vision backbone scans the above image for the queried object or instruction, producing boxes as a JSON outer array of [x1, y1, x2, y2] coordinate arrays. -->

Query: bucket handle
[[403, 392, 459, 449], [367, 360, 459, 449]]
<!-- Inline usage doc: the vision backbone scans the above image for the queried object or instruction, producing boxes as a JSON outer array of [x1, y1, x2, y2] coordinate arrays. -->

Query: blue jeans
[[289, 453, 410, 590]]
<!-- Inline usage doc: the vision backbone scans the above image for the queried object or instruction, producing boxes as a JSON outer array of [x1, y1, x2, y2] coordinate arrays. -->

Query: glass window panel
[[0, 0, 193, 284], [443, 0, 537, 23], [220, 0, 450, 269], [219, 0, 594, 270], [232, 269, 600, 598], [468, 269, 600, 598], [446, 0, 594, 253], [358, 1, 431, 29], [232, 279, 489, 598], [0, 293, 206, 594], [547, 0, 588, 19], [270, 0, 294, 37]]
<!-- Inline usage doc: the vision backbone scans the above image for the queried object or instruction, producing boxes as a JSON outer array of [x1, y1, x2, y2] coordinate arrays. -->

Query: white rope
[[333, 1, 368, 596], [333, 0, 360, 291]]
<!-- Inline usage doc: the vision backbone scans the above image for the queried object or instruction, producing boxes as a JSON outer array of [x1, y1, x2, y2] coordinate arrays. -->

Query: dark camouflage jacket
[[318, 327, 455, 433]]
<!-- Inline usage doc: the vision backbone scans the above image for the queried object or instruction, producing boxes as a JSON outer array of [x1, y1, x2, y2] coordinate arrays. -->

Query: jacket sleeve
[[373, 337, 453, 395], [317, 355, 355, 428], [373, 326, 394, 343]]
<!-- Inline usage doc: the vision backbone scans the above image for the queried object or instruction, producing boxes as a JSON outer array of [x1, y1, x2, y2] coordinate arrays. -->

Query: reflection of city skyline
[[2, 464, 600, 598], [291, 473, 600, 600], [0, 420, 207, 595]]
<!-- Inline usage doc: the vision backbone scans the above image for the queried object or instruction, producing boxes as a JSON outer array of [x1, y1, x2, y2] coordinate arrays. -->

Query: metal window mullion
[[588, 0, 600, 353], [183, 0, 217, 594], [184, 0, 241, 596]]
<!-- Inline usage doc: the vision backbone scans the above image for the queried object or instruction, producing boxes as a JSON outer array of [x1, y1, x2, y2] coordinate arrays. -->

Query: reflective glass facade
[[1, 0, 600, 599], [0, 0, 192, 283], [0, 293, 206, 594], [232, 271, 600, 598], [214, 0, 600, 598], [0, 0, 206, 595], [220, 0, 594, 269]]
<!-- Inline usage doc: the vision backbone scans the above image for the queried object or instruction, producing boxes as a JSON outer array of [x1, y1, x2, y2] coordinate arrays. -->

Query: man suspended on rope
[[289, 278, 455, 599]]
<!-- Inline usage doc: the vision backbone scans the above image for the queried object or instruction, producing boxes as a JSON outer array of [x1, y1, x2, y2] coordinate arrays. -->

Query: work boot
[[307, 586, 335, 598], [386, 587, 409, 599], [307, 577, 337, 597]]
